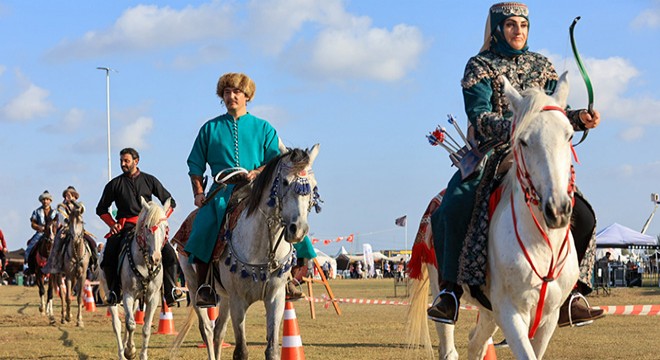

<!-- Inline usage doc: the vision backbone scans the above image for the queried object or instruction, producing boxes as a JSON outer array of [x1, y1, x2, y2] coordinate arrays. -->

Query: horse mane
[[137, 200, 165, 228], [510, 87, 556, 143], [246, 148, 310, 216]]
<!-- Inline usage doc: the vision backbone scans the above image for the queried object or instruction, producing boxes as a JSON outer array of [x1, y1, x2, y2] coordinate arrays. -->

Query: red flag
[[323, 239, 331, 245], [346, 234, 354, 243], [312, 238, 319, 244], [335, 236, 343, 242], [395, 215, 407, 227]]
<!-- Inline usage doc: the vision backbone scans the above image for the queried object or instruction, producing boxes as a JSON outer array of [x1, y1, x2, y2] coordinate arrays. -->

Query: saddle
[[172, 182, 253, 262]]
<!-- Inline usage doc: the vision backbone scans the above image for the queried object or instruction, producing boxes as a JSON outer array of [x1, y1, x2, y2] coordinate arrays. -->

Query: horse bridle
[[510, 105, 577, 338], [224, 160, 321, 287], [128, 217, 168, 297]]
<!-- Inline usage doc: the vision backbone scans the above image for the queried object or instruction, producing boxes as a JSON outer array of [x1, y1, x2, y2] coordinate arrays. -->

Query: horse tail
[[406, 262, 435, 359], [404, 191, 445, 359], [170, 306, 196, 359]]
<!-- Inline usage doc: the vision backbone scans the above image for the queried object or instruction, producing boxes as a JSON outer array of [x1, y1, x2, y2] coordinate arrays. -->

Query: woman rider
[[427, 2, 604, 327]]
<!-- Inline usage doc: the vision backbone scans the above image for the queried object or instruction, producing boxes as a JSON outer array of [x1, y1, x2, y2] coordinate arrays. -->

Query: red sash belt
[[104, 216, 139, 238]]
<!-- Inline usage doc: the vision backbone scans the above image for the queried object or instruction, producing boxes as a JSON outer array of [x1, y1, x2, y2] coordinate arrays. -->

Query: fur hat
[[38, 190, 53, 202], [62, 186, 80, 200]]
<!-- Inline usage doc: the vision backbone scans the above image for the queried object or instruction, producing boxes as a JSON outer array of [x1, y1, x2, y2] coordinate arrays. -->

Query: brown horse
[[30, 216, 59, 318]]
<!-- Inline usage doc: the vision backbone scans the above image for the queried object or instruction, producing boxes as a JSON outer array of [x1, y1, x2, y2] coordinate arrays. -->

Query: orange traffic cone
[[156, 300, 177, 335], [207, 306, 218, 321], [134, 304, 145, 325], [197, 306, 232, 349], [84, 285, 97, 312], [281, 301, 305, 360], [483, 337, 497, 360]]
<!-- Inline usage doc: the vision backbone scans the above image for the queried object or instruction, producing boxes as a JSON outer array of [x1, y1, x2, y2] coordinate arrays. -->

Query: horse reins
[[510, 105, 577, 338], [128, 217, 168, 298]]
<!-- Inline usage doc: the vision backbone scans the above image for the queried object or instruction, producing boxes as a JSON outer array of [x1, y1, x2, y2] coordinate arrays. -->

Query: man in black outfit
[[96, 147, 183, 306]]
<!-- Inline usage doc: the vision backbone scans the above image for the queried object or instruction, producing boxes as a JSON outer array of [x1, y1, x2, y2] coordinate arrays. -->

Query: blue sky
[[1, 0, 659, 256]]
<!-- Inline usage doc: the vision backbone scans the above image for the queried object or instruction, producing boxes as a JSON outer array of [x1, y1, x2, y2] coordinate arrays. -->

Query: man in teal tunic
[[186, 72, 280, 307]]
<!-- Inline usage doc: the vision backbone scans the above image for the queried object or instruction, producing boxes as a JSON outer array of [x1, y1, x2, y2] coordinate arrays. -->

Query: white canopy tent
[[596, 223, 657, 248], [313, 248, 338, 279]]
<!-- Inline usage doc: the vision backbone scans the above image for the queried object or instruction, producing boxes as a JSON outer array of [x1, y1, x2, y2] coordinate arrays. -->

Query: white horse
[[102, 197, 171, 360], [172, 144, 320, 360], [55, 201, 90, 327], [408, 73, 579, 360]]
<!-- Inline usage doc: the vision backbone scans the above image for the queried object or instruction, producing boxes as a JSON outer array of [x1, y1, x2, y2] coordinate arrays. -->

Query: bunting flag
[[310, 233, 355, 246], [395, 215, 407, 227]]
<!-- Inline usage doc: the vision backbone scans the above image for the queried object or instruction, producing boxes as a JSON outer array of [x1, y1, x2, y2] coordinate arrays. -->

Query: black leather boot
[[195, 261, 217, 308], [162, 244, 184, 307], [427, 281, 463, 324], [103, 266, 121, 305]]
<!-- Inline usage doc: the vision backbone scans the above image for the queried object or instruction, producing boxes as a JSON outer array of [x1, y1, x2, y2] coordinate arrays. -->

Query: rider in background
[[96, 148, 182, 306], [24, 191, 57, 273], [427, 2, 602, 326], [44, 186, 99, 275], [185, 72, 280, 307], [0, 228, 7, 274]]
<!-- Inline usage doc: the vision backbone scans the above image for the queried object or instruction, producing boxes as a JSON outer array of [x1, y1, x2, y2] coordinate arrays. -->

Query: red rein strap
[[512, 105, 576, 338], [138, 217, 169, 249]]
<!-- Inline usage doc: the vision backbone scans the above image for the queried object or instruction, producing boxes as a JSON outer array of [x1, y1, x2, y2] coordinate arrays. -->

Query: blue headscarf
[[480, 2, 529, 57]]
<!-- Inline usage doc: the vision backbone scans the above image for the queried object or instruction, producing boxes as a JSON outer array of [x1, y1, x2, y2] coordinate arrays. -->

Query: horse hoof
[[61, 319, 66, 324], [77, 321, 84, 328]]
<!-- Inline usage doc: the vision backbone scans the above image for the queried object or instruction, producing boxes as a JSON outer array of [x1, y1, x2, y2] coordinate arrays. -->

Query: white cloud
[[0, 83, 55, 121], [631, 7, 660, 29], [43, 108, 85, 133], [304, 24, 425, 81], [250, 104, 290, 128], [545, 52, 660, 131], [248, 0, 427, 82], [247, 0, 347, 55], [43, 0, 426, 81], [46, 2, 234, 59], [620, 126, 644, 141], [116, 116, 154, 149]]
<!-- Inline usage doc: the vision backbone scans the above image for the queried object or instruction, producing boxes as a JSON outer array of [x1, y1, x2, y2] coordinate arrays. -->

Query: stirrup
[[195, 284, 218, 308], [427, 289, 459, 324], [566, 291, 593, 327], [285, 279, 305, 301], [170, 287, 186, 302], [106, 291, 120, 306]]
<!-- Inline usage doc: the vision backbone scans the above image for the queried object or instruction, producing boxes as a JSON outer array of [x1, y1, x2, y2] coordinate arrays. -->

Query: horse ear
[[278, 137, 289, 154], [140, 196, 149, 209], [163, 198, 171, 212], [308, 143, 320, 166], [500, 76, 523, 113], [553, 71, 570, 108]]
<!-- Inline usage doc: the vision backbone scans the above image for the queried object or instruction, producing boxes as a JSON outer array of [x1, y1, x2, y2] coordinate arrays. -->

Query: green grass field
[[0, 279, 659, 359]]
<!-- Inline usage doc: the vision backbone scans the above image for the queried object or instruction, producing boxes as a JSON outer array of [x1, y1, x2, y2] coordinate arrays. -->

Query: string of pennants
[[311, 234, 354, 246]]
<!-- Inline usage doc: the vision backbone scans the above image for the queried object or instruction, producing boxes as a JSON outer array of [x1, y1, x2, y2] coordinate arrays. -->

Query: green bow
[[569, 16, 593, 146]]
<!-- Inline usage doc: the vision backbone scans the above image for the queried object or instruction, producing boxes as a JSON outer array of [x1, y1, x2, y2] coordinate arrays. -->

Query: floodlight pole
[[641, 193, 659, 235], [97, 67, 116, 181]]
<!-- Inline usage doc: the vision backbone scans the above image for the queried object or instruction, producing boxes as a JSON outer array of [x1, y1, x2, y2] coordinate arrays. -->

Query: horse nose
[[543, 196, 572, 229], [288, 223, 298, 235], [151, 251, 162, 263]]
